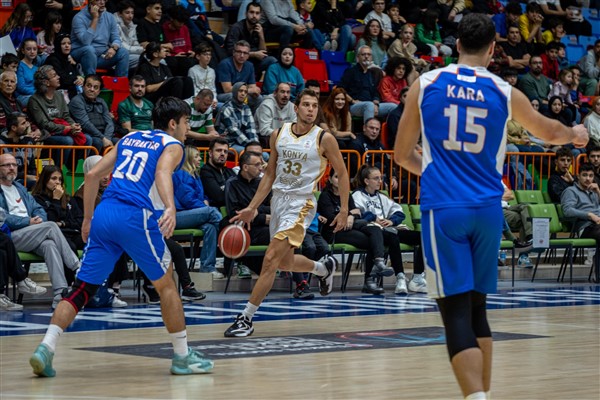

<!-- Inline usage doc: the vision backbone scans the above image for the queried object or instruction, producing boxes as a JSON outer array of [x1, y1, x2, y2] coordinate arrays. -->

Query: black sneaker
[[293, 281, 315, 300], [318, 256, 337, 296], [143, 284, 160, 304], [181, 284, 206, 301], [224, 314, 254, 337], [371, 259, 394, 277], [362, 277, 385, 295]]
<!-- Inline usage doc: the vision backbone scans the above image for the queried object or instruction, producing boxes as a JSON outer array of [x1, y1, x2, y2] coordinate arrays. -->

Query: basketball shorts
[[270, 192, 316, 248], [420, 204, 502, 299], [77, 200, 171, 285]]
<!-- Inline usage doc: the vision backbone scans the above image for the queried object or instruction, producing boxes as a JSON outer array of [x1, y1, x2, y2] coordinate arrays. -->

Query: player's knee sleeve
[[471, 291, 491, 338], [436, 292, 479, 360], [62, 279, 100, 312]]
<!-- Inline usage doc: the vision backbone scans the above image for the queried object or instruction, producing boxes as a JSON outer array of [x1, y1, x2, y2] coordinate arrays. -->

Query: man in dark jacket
[[200, 137, 236, 208], [548, 146, 575, 203]]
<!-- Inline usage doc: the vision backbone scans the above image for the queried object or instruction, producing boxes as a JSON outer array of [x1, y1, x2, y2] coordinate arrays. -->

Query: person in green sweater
[[415, 8, 452, 58]]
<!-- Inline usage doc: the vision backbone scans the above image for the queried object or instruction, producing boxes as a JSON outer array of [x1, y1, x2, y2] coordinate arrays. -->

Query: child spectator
[[387, 3, 406, 37], [16, 39, 39, 108], [0, 3, 36, 50], [188, 43, 218, 103], [298, 0, 328, 50], [36, 12, 63, 62], [114, 0, 145, 71], [364, 0, 396, 43], [415, 8, 452, 58], [1, 53, 19, 73]]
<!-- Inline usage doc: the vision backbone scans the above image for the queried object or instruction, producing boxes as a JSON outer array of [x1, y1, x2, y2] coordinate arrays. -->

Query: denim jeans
[[71, 45, 129, 77], [175, 207, 222, 272], [44, 133, 93, 166], [336, 24, 355, 54], [350, 101, 396, 121]]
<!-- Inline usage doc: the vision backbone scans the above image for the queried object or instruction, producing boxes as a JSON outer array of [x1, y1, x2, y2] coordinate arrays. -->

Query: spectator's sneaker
[[17, 277, 47, 296], [224, 314, 254, 337], [514, 239, 533, 253], [323, 40, 332, 50], [211, 270, 225, 279], [181, 285, 206, 301], [237, 265, 252, 279], [293, 281, 315, 300], [143, 284, 160, 304], [371, 258, 394, 277], [0, 294, 23, 311], [318, 256, 337, 296], [518, 253, 533, 268], [331, 39, 338, 51], [361, 277, 384, 295], [408, 272, 428, 293], [170, 348, 214, 375], [30, 344, 56, 377], [395, 272, 408, 295]]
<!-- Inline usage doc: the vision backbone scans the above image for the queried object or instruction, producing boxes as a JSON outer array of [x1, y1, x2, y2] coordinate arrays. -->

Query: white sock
[[241, 302, 258, 320], [486, 391, 491, 400], [311, 261, 327, 276], [169, 330, 188, 357], [465, 392, 486, 400], [41, 324, 63, 353]]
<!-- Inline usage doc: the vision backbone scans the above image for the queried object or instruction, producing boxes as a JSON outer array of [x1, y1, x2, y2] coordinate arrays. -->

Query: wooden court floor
[[1, 286, 599, 400]]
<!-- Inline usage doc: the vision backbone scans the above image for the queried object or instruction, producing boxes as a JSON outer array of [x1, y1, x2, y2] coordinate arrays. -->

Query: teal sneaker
[[170, 348, 214, 375], [30, 344, 56, 377]]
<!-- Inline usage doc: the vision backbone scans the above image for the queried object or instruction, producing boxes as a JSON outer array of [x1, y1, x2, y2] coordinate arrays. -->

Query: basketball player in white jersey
[[224, 89, 350, 337]]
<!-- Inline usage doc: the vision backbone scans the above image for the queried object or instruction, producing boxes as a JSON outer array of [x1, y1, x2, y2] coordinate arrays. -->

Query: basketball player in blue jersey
[[394, 14, 588, 400], [224, 89, 350, 337], [29, 97, 214, 377]]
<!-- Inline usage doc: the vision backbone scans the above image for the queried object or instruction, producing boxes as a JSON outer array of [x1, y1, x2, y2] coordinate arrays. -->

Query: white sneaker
[[17, 277, 47, 296], [0, 293, 23, 311], [408, 272, 428, 293], [395, 272, 408, 295], [331, 39, 338, 51], [112, 296, 128, 308], [323, 40, 332, 50], [211, 271, 225, 279]]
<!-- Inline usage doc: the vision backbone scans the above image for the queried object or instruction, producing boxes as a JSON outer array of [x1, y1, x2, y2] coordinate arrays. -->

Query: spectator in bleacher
[[492, 1, 522, 43], [0, 112, 39, 187], [501, 183, 534, 267], [297, 0, 328, 50], [550, 69, 577, 118], [216, 40, 262, 109], [322, 86, 355, 149], [557, 42, 569, 70], [16, 39, 39, 108], [488, 38, 510, 76], [162, 6, 197, 67], [70, 0, 129, 77], [378, 56, 413, 105], [545, 95, 574, 127], [430, 0, 464, 37], [364, 0, 395, 43], [260, 0, 313, 49], [0, 3, 36, 50], [254, 82, 296, 145], [561, 162, 600, 241], [357, 19, 387, 67], [415, 8, 452, 58], [28, 0, 75, 34], [541, 17, 565, 45], [577, 39, 600, 96], [584, 97, 600, 143], [387, 24, 431, 72], [224, 2, 277, 82], [311, 0, 355, 54], [36, 12, 63, 62], [184, 88, 220, 146], [499, 26, 531, 71], [216, 82, 259, 154], [44, 33, 85, 99], [0, 71, 40, 141], [396, 0, 423, 24], [517, 56, 551, 107], [261, 47, 305, 101], [339, 45, 395, 121], [534, 0, 592, 37], [200, 137, 236, 208], [114, 0, 145, 71], [188, 43, 218, 102], [173, 146, 223, 279], [541, 41, 561, 82], [1, 53, 19, 73], [387, 3, 405, 35], [548, 146, 575, 203], [0, 153, 80, 309], [587, 144, 600, 186], [385, 86, 409, 150], [28, 65, 93, 164], [519, 2, 544, 48], [69, 74, 117, 153], [135, 42, 194, 103], [117, 75, 153, 132], [304, 79, 330, 132], [179, 0, 224, 46]]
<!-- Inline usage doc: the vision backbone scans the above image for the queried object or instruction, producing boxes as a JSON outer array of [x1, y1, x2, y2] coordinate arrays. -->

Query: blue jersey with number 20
[[418, 64, 512, 211]]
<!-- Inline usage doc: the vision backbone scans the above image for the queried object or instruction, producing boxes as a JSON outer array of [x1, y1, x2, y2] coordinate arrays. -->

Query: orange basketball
[[218, 224, 251, 259]]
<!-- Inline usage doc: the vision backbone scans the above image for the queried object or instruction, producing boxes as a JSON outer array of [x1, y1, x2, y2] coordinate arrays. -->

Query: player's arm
[[321, 132, 349, 232], [511, 88, 589, 147], [394, 79, 423, 176], [230, 129, 279, 228], [155, 144, 184, 239], [81, 146, 118, 242]]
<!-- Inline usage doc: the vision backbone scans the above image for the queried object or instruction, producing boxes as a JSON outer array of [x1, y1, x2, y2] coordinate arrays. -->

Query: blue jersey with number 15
[[102, 130, 184, 215], [418, 64, 512, 211]]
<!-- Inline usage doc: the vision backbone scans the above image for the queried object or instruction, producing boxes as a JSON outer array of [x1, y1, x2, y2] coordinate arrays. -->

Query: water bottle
[[499, 250, 507, 266]]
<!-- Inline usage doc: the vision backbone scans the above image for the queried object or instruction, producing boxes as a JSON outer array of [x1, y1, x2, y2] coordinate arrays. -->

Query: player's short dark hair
[[555, 146, 573, 159], [239, 151, 261, 166], [295, 89, 319, 106], [579, 162, 595, 174], [209, 137, 229, 150], [457, 13, 496, 54], [152, 96, 191, 130]]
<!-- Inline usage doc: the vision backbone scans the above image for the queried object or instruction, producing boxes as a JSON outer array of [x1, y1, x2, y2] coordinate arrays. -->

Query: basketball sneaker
[[170, 348, 214, 375], [395, 272, 408, 295], [224, 314, 254, 337], [293, 281, 315, 300], [371, 258, 394, 277], [318, 256, 337, 296], [237, 265, 252, 279], [408, 272, 428, 293], [181, 284, 206, 301], [518, 253, 533, 268], [30, 344, 56, 377], [17, 278, 47, 295]]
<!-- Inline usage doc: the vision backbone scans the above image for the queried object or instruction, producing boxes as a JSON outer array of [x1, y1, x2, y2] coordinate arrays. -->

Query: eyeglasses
[[234, 50, 250, 55], [0, 163, 18, 168]]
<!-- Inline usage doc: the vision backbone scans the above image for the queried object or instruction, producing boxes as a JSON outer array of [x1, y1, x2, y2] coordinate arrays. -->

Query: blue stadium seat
[[321, 50, 350, 85], [579, 35, 597, 51], [560, 34, 578, 46], [565, 44, 586, 64], [582, 8, 598, 20], [590, 17, 600, 36]]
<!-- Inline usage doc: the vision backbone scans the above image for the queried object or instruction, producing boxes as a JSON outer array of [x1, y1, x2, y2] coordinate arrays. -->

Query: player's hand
[[330, 210, 348, 233], [158, 207, 177, 238], [571, 124, 589, 148], [82, 219, 91, 242], [230, 207, 258, 230]]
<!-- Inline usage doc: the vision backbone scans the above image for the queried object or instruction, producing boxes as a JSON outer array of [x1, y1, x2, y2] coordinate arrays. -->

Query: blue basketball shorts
[[420, 204, 503, 299], [77, 200, 171, 285]]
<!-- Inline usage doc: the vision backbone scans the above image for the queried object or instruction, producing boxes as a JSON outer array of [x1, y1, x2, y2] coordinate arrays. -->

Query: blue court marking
[[1, 286, 599, 337]]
